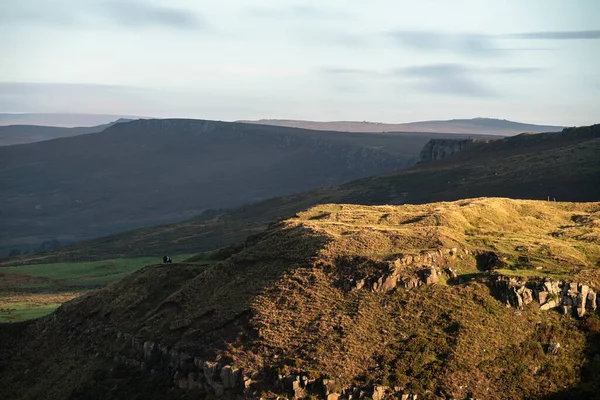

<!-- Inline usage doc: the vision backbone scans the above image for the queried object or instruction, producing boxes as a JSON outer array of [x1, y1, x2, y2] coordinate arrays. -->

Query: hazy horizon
[[1, 0, 599, 126]]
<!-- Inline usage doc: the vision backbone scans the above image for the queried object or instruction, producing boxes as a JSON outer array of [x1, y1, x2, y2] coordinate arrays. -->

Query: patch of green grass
[[0, 302, 61, 322], [2, 255, 191, 282], [0, 254, 194, 323]]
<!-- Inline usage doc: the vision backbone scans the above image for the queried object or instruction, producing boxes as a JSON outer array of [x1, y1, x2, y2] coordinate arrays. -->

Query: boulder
[[540, 300, 558, 311], [327, 394, 340, 400], [203, 361, 219, 386], [143, 341, 155, 360], [444, 267, 458, 279], [380, 274, 398, 292], [372, 385, 386, 400], [418, 267, 439, 285], [586, 291, 597, 312], [547, 342, 560, 355], [537, 291, 549, 305], [576, 293, 587, 317]]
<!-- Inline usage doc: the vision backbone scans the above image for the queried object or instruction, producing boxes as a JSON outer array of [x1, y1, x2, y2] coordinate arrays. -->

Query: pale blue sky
[[1, 0, 599, 125]]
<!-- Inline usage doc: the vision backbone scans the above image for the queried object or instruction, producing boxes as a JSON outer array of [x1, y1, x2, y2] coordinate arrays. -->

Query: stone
[[372, 385, 386, 400], [221, 365, 234, 389], [380, 274, 398, 292], [586, 291, 597, 312], [537, 291, 549, 305], [203, 361, 219, 386], [576, 293, 587, 317], [169, 349, 180, 367], [211, 382, 224, 396], [354, 279, 365, 291], [327, 394, 340, 400], [540, 300, 558, 311], [418, 267, 439, 285], [561, 305, 573, 316], [547, 342, 560, 355], [444, 267, 458, 279], [143, 341, 155, 360], [401, 277, 420, 289]]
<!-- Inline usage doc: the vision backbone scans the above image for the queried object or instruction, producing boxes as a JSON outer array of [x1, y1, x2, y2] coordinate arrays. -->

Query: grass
[[0, 254, 194, 322]]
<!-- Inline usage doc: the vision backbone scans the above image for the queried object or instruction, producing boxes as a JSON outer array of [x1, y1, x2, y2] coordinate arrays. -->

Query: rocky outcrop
[[492, 276, 599, 317], [346, 248, 464, 294], [109, 330, 422, 399], [419, 138, 480, 163]]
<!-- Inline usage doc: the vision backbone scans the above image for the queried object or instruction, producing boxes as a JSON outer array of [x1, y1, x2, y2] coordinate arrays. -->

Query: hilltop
[[0, 118, 488, 256], [0, 113, 141, 127], [14, 124, 598, 264], [1, 198, 599, 399], [239, 117, 565, 136], [0, 119, 133, 146]]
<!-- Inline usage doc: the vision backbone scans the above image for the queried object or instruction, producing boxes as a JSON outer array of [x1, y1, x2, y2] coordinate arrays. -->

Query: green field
[[0, 254, 194, 322]]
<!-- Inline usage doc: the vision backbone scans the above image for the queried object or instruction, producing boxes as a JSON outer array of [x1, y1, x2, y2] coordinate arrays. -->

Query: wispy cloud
[[506, 30, 600, 40], [247, 5, 349, 20], [387, 31, 498, 57], [0, 1, 205, 30], [320, 68, 377, 76], [398, 64, 494, 97], [100, 1, 204, 29], [386, 29, 600, 56]]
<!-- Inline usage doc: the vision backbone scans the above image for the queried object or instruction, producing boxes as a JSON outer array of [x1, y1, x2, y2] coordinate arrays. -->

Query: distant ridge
[[0, 113, 143, 127], [238, 117, 565, 136], [0, 119, 134, 146]]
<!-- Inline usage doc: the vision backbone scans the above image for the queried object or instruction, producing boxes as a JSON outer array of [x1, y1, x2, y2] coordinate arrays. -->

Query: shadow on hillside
[[541, 314, 600, 400]]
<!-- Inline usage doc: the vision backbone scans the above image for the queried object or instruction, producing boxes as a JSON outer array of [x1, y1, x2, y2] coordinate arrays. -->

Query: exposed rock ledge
[[492, 276, 598, 317]]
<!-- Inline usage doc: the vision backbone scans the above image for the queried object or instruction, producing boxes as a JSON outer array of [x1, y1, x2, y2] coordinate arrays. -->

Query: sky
[[0, 0, 599, 125]]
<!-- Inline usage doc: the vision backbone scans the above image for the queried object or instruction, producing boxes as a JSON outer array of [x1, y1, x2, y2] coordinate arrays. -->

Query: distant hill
[[0, 119, 133, 146], [12, 124, 598, 263], [0, 113, 142, 127], [0, 119, 491, 256], [239, 117, 565, 136]]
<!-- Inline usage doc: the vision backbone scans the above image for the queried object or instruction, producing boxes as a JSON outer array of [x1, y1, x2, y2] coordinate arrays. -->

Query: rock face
[[419, 138, 480, 163], [493, 276, 598, 317]]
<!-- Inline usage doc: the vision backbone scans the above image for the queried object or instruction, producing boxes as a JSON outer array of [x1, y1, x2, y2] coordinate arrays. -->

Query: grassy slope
[[8, 124, 598, 264], [1, 198, 599, 399]]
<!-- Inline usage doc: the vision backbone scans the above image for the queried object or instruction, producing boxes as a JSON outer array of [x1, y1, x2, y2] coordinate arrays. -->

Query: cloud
[[320, 68, 376, 76], [100, 1, 204, 29], [506, 30, 600, 40], [247, 5, 348, 20], [387, 30, 498, 57], [0, 1, 204, 30], [386, 29, 599, 56], [397, 63, 494, 97]]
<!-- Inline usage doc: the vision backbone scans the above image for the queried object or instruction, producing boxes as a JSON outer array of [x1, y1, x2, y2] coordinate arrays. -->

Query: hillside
[[13, 124, 598, 264], [1, 198, 599, 399], [0, 119, 488, 257], [239, 117, 565, 136], [0, 119, 132, 146]]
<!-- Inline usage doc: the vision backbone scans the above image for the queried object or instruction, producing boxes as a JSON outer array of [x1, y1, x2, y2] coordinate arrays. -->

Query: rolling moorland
[[10, 124, 597, 264], [0, 197, 599, 399], [239, 117, 565, 136], [0, 119, 493, 256]]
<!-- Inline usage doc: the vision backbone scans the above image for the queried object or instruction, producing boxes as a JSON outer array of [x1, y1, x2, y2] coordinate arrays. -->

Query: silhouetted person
[[163, 255, 172, 264]]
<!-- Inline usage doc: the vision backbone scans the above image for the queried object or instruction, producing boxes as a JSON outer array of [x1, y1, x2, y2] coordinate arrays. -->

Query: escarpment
[[1, 198, 600, 399]]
